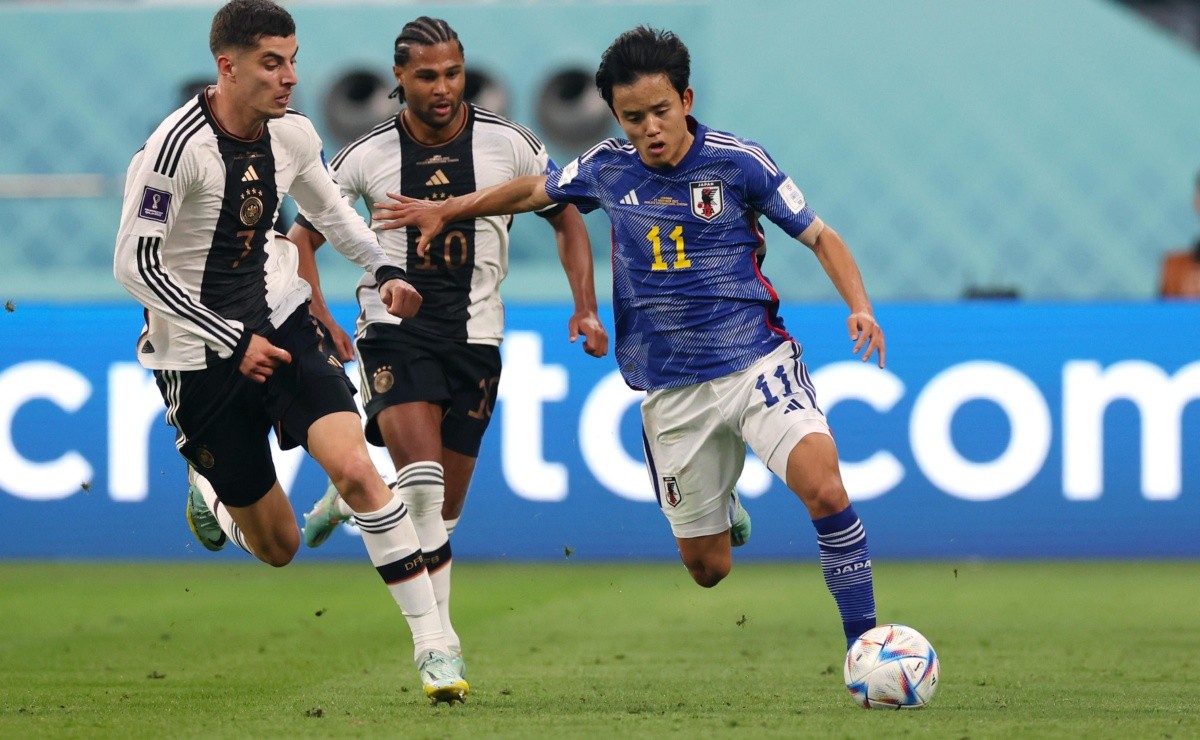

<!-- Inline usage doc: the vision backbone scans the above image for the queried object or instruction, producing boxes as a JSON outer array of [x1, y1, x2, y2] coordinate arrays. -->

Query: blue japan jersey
[[545, 118, 818, 391]]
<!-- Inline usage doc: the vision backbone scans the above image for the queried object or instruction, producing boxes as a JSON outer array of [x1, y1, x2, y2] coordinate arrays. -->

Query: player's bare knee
[[266, 525, 301, 567], [260, 547, 295, 568], [690, 564, 729, 588], [683, 556, 730, 588], [328, 455, 383, 505], [261, 550, 293, 567], [256, 538, 298, 567], [798, 479, 850, 519]]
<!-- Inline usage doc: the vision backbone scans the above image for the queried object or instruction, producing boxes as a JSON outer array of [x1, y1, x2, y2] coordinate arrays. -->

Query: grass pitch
[[1, 560, 1196, 739]]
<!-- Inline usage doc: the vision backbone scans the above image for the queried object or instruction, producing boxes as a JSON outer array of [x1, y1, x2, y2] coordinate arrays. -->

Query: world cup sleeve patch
[[777, 177, 806, 214], [139, 187, 171, 223], [556, 158, 580, 187]]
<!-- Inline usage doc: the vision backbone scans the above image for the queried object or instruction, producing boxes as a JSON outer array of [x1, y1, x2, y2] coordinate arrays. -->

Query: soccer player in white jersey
[[376, 26, 885, 653], [112, 0, 467, 703], [288, 16, 608, 680]]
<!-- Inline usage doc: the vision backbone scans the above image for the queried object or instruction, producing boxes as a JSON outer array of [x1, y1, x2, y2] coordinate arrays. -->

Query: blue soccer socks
[[812, 505, 877, 648]]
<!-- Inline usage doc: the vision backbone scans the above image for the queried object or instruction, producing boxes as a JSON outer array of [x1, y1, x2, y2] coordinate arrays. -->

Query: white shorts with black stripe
[[641, 340, 831, 539]]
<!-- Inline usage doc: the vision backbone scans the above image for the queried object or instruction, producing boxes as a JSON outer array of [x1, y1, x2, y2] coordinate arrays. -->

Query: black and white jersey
[[114, 91, 395, 370], [301, 104, 564, 345]]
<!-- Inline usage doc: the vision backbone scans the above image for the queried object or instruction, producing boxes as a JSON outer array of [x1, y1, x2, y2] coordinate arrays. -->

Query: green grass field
[[1, 560, 1197, 738]]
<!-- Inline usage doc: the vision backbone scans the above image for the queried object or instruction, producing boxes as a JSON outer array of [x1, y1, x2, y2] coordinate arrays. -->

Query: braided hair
[[390, 16, 464, 102]]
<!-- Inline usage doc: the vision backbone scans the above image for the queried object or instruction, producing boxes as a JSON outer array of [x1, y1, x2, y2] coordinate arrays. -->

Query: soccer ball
[[844, 624, 940, 709]]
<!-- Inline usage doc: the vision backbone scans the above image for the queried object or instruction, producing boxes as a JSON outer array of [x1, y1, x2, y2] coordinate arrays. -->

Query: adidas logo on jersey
[[425, 170, 450, 187], [782, 397, 806, 414], [619, 189, 640, 206], [241, 165, 260, 182]]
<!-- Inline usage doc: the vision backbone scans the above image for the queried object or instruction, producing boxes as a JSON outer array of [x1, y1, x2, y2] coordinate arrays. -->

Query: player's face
[[610, 73, 694, 169], [395, 41, 467, 134], [222, 35, 298, 125]]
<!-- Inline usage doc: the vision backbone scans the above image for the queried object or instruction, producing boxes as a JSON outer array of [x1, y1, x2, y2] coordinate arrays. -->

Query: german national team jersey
[[544, 117, 817, 391], [114, 91, 395, 371], [300, 104, 562, 345]]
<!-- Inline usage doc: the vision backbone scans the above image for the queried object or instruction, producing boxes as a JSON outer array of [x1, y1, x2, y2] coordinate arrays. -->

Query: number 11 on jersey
[[647, 224, 691, 270]]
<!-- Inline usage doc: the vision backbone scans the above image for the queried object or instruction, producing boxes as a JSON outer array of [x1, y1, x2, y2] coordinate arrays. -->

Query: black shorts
[[355, 323, 501, 457], [154, 305, 358, 507]]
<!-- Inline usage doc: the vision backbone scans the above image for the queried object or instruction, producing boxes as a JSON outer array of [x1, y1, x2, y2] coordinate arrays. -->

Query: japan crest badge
[[663, 476, 683, 507], [690, 180, 723, 221]]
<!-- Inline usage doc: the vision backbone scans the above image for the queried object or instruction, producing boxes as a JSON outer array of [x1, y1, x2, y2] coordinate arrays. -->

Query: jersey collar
[[199, 88, 267, 143], [397, 102, 473, 148]]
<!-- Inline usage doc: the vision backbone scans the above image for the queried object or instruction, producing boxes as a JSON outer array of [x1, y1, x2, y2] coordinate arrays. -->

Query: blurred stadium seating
[[2, 0, 1199, 304]]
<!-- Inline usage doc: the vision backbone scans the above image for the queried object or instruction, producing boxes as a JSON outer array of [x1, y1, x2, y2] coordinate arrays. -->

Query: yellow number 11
[[647, 225, 691, 270]]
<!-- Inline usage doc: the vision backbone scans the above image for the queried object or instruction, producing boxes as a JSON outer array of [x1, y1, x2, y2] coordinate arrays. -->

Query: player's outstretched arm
[[546, 205, 608, 358], [286, 226, 355, 362], [374, 175, 554, 257], [801, 224, 886, 368]]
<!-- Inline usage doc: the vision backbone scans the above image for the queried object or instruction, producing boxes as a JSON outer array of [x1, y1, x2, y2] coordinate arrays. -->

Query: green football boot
[[301, 481, 353, 548], [729, 488, 751, 548], [185, 467, 226, 552], [417, 649, 469, 704], [450, 651, 467, 680]]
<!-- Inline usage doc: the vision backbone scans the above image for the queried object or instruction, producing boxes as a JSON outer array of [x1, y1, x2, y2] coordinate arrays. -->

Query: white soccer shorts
[[640, 340, 831, 539]]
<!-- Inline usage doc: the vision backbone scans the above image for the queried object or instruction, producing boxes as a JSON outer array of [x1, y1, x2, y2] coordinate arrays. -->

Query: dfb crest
[[690, 180, 723, 221], [662, 475, 683, 507]]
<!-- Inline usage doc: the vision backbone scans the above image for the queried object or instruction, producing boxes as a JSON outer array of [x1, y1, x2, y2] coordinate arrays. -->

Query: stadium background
[[1, 0, 1198, 561]]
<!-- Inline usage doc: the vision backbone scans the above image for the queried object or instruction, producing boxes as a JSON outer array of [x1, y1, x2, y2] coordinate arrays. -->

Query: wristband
[[374, 264, 408, 285]]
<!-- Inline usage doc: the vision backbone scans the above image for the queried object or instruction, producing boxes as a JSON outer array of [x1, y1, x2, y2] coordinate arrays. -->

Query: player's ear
[[216, 53, 235, 80], [681, 87, 694, 114]]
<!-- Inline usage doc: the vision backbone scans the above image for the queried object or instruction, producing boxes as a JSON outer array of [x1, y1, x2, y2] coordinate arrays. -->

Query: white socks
[[192, 470, 251, 555], [352, 491, 448, 661], [393, 462, 460, 655]]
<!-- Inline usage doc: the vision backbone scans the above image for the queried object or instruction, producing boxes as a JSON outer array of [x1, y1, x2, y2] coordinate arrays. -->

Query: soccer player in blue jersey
[[375, 25, 884, 650]]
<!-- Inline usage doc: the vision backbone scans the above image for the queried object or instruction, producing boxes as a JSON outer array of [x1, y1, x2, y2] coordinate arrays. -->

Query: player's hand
[[240, 334, 292, 383], [569, 311, 609, 358], [327, 321, 356, 362], [373, 193, 448, 258], [311, 306, 355, 362], [379, 277, 422, 318], [848, 311, 885, 368]]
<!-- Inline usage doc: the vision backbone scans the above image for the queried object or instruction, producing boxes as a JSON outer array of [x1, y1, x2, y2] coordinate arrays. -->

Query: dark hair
[[391, 16, 463, 103], [209, 0, 295, 57], [594, 26, 690, 110]]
